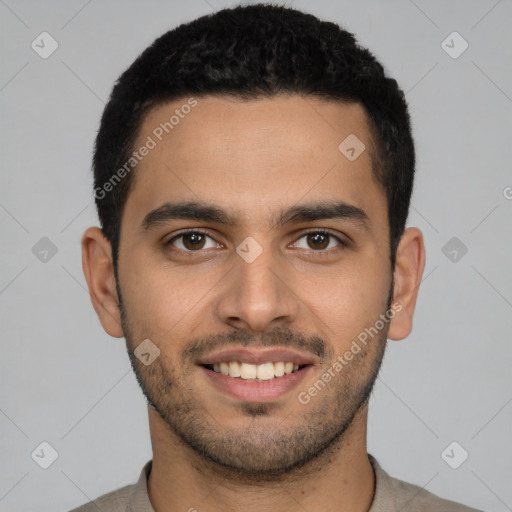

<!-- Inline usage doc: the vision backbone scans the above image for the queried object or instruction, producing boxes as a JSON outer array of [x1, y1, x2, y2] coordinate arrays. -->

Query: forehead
[[122, 94, 386, 233]]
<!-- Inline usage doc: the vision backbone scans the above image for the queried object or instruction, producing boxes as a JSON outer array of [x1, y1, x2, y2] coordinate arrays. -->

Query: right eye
[[166, 229, 222, 252]]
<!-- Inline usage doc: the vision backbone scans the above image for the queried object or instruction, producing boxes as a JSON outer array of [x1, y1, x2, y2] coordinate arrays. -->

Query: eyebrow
[[140, 199, 371, 232]]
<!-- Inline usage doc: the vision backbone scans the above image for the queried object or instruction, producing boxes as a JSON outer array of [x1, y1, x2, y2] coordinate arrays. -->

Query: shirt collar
[[131, 455, 389, 511]]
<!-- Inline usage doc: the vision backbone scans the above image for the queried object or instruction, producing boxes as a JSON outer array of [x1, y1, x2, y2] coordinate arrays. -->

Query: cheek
[[120, 252, 219, 337], [304, 259, 390, 345]]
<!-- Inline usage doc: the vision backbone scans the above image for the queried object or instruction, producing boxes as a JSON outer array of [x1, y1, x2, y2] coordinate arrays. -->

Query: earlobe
[[387, 227, 426, 341], [81, 227, 124, 338]]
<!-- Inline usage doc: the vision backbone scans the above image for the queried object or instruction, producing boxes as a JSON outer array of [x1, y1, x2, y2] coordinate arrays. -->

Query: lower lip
[[199, 365, 313, 403]]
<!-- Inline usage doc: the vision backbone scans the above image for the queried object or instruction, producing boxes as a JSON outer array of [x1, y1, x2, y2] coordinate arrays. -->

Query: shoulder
[[66, 460, 153, 512], [369, 455, 483, 512], [67, 483, 134, 512]]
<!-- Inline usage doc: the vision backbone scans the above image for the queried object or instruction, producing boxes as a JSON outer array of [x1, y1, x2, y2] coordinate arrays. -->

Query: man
[[75, 4, 481, 511]]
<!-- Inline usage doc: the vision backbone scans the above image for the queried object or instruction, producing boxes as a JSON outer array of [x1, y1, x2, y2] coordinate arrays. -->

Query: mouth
[[201, 361, 309, 381], [196, 347, 316, 402]]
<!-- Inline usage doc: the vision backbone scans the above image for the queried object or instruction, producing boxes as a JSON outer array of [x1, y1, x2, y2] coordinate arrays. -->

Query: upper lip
[[196, 347, 318, 366]]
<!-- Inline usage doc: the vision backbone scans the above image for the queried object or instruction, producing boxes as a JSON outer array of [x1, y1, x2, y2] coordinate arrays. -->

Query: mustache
[[182, 326, 331, 362]]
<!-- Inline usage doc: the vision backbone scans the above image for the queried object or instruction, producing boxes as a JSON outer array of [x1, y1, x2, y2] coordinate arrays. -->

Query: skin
[[82, 94, 425, 512]]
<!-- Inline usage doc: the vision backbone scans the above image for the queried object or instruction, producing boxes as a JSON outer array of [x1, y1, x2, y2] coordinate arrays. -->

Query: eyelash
[[165, 228, 349, 255]]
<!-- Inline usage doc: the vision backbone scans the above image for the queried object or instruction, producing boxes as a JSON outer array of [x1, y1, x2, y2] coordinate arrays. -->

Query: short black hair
[[93, 3, 415, 273]]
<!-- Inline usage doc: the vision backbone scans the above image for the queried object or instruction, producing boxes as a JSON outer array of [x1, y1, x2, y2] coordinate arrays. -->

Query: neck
[[147, 404, 375, 512]]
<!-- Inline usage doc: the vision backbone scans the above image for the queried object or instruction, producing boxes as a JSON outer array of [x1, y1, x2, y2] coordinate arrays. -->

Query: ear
[[81, 227, 124, 338], [387, 227, 426, 341]]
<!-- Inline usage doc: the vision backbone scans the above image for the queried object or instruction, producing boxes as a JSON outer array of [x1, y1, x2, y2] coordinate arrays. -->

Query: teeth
[[256, 362, 274, 380], [209, 361, 303, 380], [274, 361, 285, 377], [240, 362, 257, 379], [229, 361, 241, 377]]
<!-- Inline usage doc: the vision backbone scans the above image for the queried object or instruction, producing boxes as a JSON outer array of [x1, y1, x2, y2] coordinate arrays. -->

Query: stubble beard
[[117, 283, 389, 480]]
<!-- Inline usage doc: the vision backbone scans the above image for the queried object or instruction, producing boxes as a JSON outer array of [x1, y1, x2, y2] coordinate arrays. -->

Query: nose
[[213, 240, 301, 333]]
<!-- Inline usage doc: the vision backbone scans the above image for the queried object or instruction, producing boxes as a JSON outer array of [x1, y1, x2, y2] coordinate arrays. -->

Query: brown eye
[[292, 230, 346, 252], [167, 230, 218, 251], [307, 232, 330, 250], [182, 233, 206, 250]]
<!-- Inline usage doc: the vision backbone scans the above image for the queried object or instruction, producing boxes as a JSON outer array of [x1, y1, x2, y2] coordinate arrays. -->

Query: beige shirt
[[69, 455, 481, 511]]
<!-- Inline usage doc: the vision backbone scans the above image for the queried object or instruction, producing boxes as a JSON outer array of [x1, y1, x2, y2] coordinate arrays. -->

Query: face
[[115, 95, 394, 475]]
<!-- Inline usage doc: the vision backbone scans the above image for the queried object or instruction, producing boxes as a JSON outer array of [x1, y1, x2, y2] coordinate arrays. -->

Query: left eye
[[292, 231, 343, 251]]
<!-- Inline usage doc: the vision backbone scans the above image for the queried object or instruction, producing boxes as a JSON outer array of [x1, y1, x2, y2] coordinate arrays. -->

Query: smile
[[203, 361, 306, 381]]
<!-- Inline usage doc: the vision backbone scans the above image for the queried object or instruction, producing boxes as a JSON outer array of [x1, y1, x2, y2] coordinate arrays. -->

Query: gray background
[[1, 0, 511, 510]]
